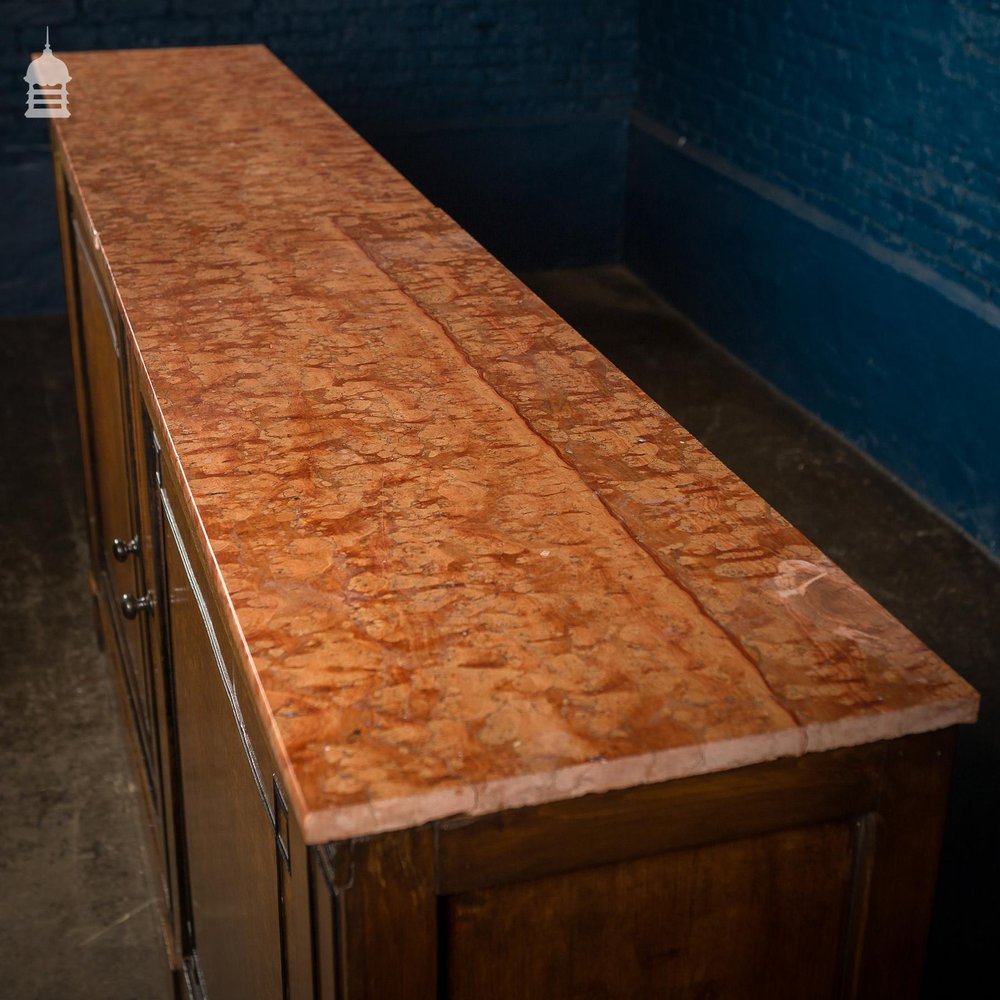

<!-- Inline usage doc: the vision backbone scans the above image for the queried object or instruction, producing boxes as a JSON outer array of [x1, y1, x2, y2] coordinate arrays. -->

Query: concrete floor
[[1, 264, 997, 997], [0, 317, 173, 999]]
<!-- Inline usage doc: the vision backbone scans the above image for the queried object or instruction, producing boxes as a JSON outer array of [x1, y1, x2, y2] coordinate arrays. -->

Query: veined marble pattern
[[53, 47, 977, 842]]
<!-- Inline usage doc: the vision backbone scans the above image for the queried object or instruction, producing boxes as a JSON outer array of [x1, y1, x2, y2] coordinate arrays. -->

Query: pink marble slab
[[52, 46, 977, 844]]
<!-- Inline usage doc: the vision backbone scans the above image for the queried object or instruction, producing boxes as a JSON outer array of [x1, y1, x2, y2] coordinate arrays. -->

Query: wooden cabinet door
[[130, 404, 186, 966], [159, 485, 284, 1000], [71, 216, 156, 780]]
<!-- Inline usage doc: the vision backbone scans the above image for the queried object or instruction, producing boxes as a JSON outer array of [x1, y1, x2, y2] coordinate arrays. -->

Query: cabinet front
[[160, 484, 284, 999], [70, 211, 157, 785]]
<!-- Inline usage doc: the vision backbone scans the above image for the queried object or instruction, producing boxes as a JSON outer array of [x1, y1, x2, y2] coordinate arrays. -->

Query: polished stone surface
[[53, 46, 976, 843]]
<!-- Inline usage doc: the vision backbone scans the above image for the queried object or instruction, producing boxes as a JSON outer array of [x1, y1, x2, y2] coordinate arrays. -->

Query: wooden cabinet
[[57, 156, 301, 995], [304, 732, 955, 1000], [56, 168, 183, 968], [49, 46, 977, 1000], [158, 469, 286, 998], [58, 170, 298, 991], [54, 146, 965, 999], [70, 208, 155, 777]]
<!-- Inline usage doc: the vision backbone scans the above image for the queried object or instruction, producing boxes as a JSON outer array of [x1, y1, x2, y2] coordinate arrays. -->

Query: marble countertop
[[53, 46, 977, 844]]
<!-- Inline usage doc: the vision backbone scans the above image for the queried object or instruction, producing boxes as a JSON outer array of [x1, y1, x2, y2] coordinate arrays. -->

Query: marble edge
[[298, 692, 978, 845], [801, 694, 980, 755], [300, 727, 805, 844]]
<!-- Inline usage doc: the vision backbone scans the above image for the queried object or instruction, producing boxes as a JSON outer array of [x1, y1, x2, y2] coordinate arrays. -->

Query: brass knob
[[121, 591, 154, 619], [112, 535, 140, 562]]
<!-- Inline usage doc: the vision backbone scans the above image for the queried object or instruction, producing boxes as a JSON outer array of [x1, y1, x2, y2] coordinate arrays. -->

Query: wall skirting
[[624, 113, 1000, 555]]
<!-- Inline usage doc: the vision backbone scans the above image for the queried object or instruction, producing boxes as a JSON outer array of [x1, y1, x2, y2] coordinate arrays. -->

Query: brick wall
[[15, 1, 995, 308], [1, 0, 636, 312], [636, 0, 1000, 306], [4, 0, 634, 144]]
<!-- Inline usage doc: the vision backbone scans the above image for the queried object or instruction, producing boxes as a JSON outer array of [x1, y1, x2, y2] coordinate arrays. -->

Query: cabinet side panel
[[857, 729, 955, 999], [445, 821, 853, 1000], [438, 742, 883, 894]]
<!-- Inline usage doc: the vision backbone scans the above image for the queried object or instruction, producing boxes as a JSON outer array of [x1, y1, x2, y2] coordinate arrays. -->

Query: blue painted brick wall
[[3, 1, 635, 147], [636, 0, 1000, 306], [1, 0, 636, 313]]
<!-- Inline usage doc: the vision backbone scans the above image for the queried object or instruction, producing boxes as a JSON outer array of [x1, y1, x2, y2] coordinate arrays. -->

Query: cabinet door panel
[[72, 218, 155, 772], [161, 492, 283, 1000], [445, 821, 852, 1000], [133, 405, 185, 964]]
